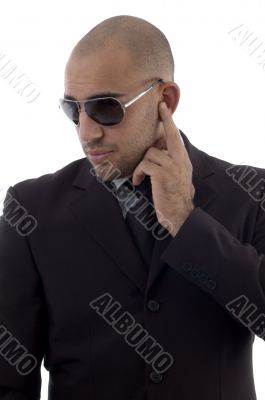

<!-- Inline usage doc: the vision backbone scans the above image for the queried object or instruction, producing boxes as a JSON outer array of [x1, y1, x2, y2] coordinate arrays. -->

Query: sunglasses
[[59, 78, 164, 127]]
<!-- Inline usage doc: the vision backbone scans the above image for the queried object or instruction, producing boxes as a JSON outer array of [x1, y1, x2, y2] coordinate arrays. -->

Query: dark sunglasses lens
[[85, 98, 124, 126], [59, 99, 79, 125]]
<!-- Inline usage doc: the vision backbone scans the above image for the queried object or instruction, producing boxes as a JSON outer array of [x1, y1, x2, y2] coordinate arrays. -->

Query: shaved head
[[69, 15, 174, 82]]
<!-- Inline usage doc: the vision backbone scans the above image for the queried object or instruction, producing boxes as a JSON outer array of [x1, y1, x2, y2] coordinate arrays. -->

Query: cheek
[[117, 110, 156, 152]]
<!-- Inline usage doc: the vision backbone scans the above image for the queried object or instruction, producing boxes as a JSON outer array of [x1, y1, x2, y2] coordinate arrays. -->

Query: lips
[[87, 151, 114, 164], [88, 150, 112, 155]]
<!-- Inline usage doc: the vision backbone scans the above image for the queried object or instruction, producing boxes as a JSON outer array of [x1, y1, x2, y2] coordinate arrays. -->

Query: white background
[[0, 0, 264, 398]]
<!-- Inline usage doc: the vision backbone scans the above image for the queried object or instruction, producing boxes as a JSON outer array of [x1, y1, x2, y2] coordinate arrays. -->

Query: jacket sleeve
[[0, 186, 47, 399], [161, 203, 265, 340]]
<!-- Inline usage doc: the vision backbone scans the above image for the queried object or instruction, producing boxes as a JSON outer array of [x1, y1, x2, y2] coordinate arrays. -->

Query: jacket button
[[147, 299, 160, 312], [149, 370, 163, 383], [207, 279, 217, 290]]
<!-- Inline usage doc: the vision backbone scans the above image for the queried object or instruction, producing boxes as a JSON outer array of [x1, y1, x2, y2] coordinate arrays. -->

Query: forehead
[[64, 47, 135, 99]]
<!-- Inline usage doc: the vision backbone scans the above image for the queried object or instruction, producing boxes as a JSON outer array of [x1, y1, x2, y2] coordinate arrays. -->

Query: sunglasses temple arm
[[124, 79, 163, 108]]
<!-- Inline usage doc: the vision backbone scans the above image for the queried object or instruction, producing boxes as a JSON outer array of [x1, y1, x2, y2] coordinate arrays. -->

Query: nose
[[77, 106, 104, 141]]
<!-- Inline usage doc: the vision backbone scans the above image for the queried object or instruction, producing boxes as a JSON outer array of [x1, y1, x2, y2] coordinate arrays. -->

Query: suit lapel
[[69, 130, 216, 296], [69, 161, 148, 295]]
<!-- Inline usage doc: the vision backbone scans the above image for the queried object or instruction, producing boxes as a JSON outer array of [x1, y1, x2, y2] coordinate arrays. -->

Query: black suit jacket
[[0, 130, 265, 400]]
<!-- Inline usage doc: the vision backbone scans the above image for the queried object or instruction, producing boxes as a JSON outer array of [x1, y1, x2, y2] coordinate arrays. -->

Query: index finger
[[158, 101, 184, 159]]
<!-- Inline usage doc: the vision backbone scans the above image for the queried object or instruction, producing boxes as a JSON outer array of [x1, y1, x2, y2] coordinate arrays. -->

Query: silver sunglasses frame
[[59, 78, 165, 126]]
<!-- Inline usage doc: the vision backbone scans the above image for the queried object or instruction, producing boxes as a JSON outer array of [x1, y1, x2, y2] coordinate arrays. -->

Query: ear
[[158, 82, 180, 122]]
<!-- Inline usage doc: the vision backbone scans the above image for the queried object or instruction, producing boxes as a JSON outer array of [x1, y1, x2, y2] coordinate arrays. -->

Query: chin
[[92, 161, 121, 182]]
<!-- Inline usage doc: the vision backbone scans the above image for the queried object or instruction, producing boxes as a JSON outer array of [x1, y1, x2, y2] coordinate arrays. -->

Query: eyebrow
[[64, 91, 126, 100]]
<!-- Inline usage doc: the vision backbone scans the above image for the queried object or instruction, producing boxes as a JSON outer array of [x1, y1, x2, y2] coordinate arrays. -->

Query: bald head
[[68, 15, 174, 82]]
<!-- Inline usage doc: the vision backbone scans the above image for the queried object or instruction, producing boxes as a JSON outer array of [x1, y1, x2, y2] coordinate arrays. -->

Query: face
[[64, 45, 164, 182]]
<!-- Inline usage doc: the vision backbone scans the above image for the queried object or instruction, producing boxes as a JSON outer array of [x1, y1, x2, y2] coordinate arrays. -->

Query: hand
[[132, 101, 195, 237]]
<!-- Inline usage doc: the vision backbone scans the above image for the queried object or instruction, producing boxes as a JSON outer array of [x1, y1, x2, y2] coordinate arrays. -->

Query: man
[[0, 14, 265, 400]]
